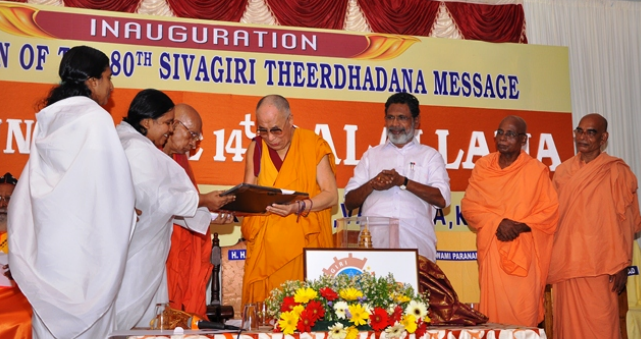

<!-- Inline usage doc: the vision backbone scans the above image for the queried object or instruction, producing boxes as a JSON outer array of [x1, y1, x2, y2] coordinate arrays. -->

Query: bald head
[[255, 95, 295, 153], [495, 115, 528, 161], [574, 113, 608, 162], [174, 104, 202, 128], [580, 113, 608, 132], [256, 95, 291, 119], [500, 115, 527, 134], [164, 104, 203, 155]]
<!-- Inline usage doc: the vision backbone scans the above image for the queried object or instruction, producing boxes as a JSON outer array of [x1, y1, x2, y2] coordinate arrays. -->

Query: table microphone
[[188, 316, 242, 331]]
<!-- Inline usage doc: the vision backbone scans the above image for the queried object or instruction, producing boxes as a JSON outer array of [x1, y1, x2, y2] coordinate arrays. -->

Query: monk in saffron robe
[[462, 116, 558, 326], [0, 173, 32, 339], [549, 113, 641, 339], [164, 104, 234, 317], [241, 95, 337, 305]]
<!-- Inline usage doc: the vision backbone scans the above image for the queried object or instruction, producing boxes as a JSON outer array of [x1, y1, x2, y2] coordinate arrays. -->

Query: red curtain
[[265, 0, 349, 29], [55, 0, 527, 43], [167, 0, 248, 21], [445, 3, 527, 43], [63, 0, 141, 13], [357, 0, 440, 36]]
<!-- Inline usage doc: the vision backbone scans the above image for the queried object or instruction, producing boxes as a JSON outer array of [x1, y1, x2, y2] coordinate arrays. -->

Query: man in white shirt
[[344, 92, 451, 262], [344, 93, 487, 326]]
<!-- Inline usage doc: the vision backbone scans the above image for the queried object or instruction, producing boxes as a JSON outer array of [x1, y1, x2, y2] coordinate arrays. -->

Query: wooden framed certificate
[[217, 183, 309, 215]]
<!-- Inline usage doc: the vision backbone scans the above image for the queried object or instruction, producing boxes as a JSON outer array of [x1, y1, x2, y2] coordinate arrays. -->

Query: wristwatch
[[399, 176, 409, 190]]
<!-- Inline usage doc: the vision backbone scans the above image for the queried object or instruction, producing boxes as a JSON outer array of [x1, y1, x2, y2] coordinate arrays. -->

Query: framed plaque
[[303, 248, 419, 292], [218, 183, 308, 215]]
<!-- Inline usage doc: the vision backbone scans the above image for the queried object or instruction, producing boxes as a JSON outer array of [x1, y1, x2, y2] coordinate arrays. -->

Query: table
[[109, 324, 546, 339]]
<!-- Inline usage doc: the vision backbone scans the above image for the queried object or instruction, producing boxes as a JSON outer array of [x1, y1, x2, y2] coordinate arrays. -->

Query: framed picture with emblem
[[303, 248, 419, 292]]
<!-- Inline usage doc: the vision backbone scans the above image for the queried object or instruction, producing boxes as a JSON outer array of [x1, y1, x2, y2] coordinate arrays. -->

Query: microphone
[[188, 316, 242, 331]]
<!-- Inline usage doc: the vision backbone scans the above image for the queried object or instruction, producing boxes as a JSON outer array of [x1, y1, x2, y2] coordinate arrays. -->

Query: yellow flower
[[392, 293, 411, 303], [348, 303, 370, 326], [345, 326, 360, 339], [339, 287, 363, 301], [278, 311, 300, 335], [294, 287, 318, 304], [401, 314, 417, 333], [292, 305, 305, 316], [424, 315, 431, 323]]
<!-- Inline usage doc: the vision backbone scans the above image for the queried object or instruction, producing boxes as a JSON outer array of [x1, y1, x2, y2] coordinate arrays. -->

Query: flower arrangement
[[265, 272, 430, 338]]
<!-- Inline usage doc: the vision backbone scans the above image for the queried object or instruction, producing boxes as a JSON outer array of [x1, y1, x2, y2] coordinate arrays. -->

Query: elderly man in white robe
[[114, 89, 234, 330], [8, 46, 136, 338]]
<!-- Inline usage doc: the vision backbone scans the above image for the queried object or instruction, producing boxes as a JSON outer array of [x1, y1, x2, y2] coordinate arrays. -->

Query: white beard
[[387, 125, 416, 146]]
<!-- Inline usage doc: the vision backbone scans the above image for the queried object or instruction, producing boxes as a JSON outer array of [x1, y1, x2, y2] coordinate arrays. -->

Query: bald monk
[[164, 104, 233, 316], [241, 94, 337, 304], [549, 113, 641, 339], [461, 116, 558, 326]]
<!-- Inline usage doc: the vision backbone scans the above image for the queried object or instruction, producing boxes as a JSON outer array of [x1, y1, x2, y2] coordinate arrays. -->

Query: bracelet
[[302, 199, 313, 217], [296, 200, 306, 222]]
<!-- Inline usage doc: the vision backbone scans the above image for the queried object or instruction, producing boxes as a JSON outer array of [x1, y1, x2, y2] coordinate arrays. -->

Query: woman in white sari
[[114, 89, 234, 330], [8, 46, 136, 339]]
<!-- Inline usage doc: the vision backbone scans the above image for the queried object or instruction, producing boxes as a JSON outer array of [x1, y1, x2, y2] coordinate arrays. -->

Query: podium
[[334, 216, 399, 249]]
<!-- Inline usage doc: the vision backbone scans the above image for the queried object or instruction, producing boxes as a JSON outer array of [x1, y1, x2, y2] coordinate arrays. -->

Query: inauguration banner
[[0, 2, 573, 302]]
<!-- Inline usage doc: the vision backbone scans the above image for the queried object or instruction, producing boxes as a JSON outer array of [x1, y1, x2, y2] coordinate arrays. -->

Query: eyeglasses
[[385, 114, 412, 122], [257, 115, 290, 138], [175, 120, 203, 141], [574, 128, 598, 138], [495, 130, 526, 139], [0, 196, 10, 203]]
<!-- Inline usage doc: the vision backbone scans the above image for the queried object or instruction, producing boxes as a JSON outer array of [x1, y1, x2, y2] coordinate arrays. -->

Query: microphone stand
[[206, 233, 234, 322]]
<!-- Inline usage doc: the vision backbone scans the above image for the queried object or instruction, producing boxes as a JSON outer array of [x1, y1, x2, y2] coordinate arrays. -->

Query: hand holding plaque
[[217, 183, 309, 216], [200, 190, 236, 212]]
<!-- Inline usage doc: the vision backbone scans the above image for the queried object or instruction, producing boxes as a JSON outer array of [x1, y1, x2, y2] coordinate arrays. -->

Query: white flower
[[384, 322, 405, 339], [363, 303, 373, 314], [334, 301, 349, 319], [404, 300, 428, 320], [328, 322, 347, 339], [387, 304, 396, 314]]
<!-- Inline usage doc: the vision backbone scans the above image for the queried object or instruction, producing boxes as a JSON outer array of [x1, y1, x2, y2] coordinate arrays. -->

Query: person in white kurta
[[344, 93, 450, 262], [8, 45, 136, 339], [114, 89, 232, 329]]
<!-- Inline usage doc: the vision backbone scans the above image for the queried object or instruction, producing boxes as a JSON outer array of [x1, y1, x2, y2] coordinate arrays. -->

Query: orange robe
[[166, 153, 213, 317], [241, 128, 335, 305], [461, 151, 558, 326], [549, 153, 641, 339], [0, 231, 32, 339]]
